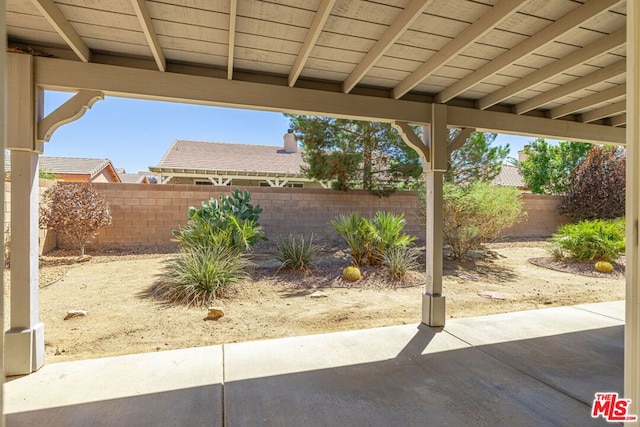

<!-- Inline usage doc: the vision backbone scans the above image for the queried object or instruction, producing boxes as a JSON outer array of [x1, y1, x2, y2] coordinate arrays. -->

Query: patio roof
[[4, 0, 628, 143]]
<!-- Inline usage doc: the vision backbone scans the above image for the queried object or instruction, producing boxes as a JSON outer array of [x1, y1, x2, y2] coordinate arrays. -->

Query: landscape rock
[[64, 309, 87, 320], [310, 291, 328, 298], [205, 306, 225, 320]]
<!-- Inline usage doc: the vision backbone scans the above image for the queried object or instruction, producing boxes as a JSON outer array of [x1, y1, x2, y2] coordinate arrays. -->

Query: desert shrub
[[559, 146, 625, 221], [276, 234, 321, 271], [173, 189, 264, 252], [40, 183, 112, 257], [383, 246, 419, 280], [549, 218, 625, 262], [331, 211, 415, 266], [155, 246, 248, 307], [442, 182, 523, 260]]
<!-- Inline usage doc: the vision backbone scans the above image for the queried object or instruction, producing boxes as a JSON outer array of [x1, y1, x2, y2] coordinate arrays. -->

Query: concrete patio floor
[[5, 301, 625, 426]]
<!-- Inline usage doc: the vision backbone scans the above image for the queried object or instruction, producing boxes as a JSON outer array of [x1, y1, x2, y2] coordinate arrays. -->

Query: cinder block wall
[[53, 183, 570, 251], [58, 184, 421, 250]]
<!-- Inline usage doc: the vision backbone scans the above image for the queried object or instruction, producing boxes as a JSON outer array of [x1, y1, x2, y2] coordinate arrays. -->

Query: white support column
[[1, 0, 7, 418], [625, 0, 640, 415], [5, 53, 45, 376], [422, 103, 447, 327]]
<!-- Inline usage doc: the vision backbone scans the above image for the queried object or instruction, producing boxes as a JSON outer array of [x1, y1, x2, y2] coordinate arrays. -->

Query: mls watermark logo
[[592, 392, 638, 422]]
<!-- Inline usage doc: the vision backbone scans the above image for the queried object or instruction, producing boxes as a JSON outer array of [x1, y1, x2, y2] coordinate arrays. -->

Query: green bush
[[276, 234, 321, 271], [549, 218, 625, 262], [330, 211, 415, 266], [383, 246, 419, 280], [442, 182, 523, 260], [173, 189, 264, 252], [155, 246, 248, 307]]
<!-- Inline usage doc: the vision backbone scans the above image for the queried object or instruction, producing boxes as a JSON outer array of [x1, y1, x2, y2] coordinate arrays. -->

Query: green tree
[[519, 139, 591, 194], [285, 115, 422, 194], [446, 132, 508, 185]]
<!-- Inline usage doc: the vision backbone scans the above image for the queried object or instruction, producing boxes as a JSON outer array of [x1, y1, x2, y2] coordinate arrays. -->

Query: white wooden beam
[[477, 29, 626, 110], [611, 114, 626, 127], [514, 59, 626, 114], [392, 0, 524, 100], [342, 0, 434, 94], [31, 0, 91, 63], [447, 127, 475, 154], [579, 100, 626, 123], [131, 0, 165, 72], [37, 90, 104, 142], [626, 0, 640, 414], [446, 105, 625, 145], [289, 0, 335, 87], [549, 84, 626, 119], [227, 0, 237, 80], [33, 56, 626, 144], [436, 0, 623, 104]]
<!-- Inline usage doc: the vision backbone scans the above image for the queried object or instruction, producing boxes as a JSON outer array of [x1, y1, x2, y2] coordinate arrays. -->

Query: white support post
[[422, 103, 448, 327], [625, 0, 640, 415], [5, 53, 45, 376], [1, 0, 7, 418]]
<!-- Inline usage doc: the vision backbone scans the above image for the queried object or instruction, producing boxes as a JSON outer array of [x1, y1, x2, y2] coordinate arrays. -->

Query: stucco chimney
[[283, 129, 297, 153], [518, 146, 528, 163]]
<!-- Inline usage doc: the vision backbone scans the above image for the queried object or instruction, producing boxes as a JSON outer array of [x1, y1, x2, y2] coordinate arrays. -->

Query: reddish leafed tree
[[40, 183, 112, 257], [558, 146, 625, 221]]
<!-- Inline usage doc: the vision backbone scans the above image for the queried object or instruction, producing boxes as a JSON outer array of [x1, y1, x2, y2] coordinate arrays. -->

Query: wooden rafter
[[579, 100, 626, 123], [514, 59, 626, 114], [435, 0, 622, 104], [31, 0, 91, 62], [549, 84, 626, 119], [288, 0, 335, 87], [391, 0, 525, 100], [228, 0, 237, 80], [131, 0, 166, 72], [342, 0, 434, 94], [477, 28, 626, 110], [610, 114, 626, 127]]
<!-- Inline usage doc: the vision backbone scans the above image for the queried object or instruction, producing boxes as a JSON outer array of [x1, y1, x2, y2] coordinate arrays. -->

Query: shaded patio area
[[5, 301, 624, 426]]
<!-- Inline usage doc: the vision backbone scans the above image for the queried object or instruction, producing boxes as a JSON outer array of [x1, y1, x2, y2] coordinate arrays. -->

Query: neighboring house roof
[[119, 173, 150, 184], [492, 164, 526, 188], [150, 140, 305, 177], [38, 156, 121, 183]]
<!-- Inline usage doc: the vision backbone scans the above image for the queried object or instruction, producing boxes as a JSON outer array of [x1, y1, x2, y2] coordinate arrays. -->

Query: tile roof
[[119, 173, 149, 183], [39, 156, 113, 177], [492, 164, 526, 188], [154, 140, 305, 175]]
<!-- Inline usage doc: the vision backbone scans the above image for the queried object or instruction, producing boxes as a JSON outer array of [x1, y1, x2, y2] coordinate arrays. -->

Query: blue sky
[[43, 91, 544, 174]]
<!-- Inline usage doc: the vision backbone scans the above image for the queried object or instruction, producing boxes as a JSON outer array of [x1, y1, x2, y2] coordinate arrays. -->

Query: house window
[[259, 182, 270, 187], [287, 183, 304, 188], [194, 180, 213, 185]]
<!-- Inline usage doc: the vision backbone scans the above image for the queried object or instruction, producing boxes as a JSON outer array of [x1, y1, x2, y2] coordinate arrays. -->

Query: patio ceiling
[[5, 0, 628, 142]]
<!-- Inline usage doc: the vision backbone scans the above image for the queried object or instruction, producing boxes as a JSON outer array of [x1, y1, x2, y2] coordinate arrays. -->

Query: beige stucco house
[[149, 132, 329, 188]]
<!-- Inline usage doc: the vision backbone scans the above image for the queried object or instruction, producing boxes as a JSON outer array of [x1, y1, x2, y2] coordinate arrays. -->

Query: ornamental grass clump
[[154, 246, 248, 307], [549, 218, 625, 263], [276, 233, 321, 271], [383, 246, 420, 280]]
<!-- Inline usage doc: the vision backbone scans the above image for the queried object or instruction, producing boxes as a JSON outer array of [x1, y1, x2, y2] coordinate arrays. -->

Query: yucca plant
[[331, 211, 416, 266], [330, 213, 371, 265], [383, 246, 420, 280], [368, 211, 415, 264], [549, 218, 625, 262], [155, 246, 248, 307], [276, 233, 321, 271]]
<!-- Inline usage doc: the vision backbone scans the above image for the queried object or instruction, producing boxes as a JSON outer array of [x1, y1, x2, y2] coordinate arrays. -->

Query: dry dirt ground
[[4, 240, 625, 363]]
